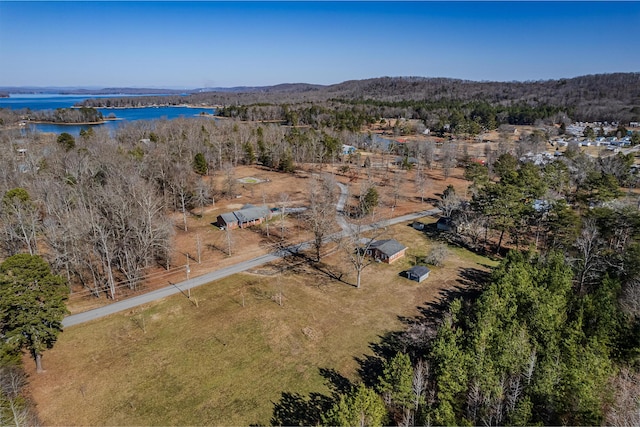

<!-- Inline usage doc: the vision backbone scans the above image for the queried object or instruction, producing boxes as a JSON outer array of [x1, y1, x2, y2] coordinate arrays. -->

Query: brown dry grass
[[26, 221, 496, 426], [66, 162, 473, 314], [29, 133, 511, 425]]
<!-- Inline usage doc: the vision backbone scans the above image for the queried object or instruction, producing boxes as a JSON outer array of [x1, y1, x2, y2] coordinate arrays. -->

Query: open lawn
[[27, 222, 496, 426]]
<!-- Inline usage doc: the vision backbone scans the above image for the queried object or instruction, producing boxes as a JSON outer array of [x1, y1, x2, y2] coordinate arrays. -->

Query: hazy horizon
[[2, 71, 640, 93]]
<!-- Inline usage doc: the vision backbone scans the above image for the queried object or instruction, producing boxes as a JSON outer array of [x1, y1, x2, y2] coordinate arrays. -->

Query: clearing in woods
[[29, 144, 505, 424]]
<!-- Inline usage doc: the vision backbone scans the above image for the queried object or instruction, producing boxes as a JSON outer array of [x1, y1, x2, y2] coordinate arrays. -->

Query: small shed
[[405, 266, 430, 283], [436, 217, 453, 232], [411, 221, 425, 231]]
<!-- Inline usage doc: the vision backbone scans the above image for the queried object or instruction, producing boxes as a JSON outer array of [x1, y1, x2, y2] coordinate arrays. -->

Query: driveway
[[62, 183, 440, 328]]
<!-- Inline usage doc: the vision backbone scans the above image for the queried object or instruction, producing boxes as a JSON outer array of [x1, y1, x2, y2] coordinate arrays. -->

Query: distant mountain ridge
[[0, 87, 188, 95], [5, 73, 638, 122], [3, 73, 638, 100], [0, 82, 326, 95]]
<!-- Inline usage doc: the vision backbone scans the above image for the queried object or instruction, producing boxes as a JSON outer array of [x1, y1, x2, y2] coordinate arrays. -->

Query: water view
[[0, 94, 216, 135]]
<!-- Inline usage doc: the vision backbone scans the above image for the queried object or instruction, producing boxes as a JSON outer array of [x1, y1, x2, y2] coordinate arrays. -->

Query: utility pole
[[186, 253, 191, 299]]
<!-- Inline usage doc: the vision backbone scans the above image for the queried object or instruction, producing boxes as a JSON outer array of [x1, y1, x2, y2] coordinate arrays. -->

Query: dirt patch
[[66, 159, 472, 314]]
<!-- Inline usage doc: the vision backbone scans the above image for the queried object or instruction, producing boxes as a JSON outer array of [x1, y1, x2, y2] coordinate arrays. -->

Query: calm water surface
[[0, 94, 216, 135]]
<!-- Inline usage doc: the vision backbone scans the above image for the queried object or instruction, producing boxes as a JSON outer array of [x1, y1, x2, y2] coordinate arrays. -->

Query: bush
[[424, 243, 449, 267]]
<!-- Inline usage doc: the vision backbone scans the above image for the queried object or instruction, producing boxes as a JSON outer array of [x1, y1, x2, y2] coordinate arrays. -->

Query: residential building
[[405, 265, 430, 283], [365, 239, 407, 264], [217, 204, 272, 230]]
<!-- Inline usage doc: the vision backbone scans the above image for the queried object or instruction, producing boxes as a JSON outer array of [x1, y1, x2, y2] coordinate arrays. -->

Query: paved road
[[63, 198, 440, 328], [335, 182, 350, 232]]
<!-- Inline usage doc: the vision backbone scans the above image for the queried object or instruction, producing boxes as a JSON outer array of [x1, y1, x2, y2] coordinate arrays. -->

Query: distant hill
[[69, 73, 640, 123], [0, 86, 188, 95], [0, 84, 325, 96], [197, 83, 325, 94]]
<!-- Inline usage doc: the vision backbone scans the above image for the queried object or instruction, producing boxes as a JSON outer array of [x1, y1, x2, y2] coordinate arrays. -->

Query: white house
[[342, 144, 356, 155]]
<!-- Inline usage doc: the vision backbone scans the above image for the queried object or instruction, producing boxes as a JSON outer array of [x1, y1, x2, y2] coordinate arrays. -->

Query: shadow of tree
[[270, 391, 333, 426], [358, 266, 489, 369], [421, 222, 500, 259], [274, 250, 353, 287], [270, 265, 494, 424], [270, 368, 353, 426]]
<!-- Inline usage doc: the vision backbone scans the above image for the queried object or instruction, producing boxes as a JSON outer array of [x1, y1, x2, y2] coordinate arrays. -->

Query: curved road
[[335, 182, 350, 232], [63, 182, 440, 327]]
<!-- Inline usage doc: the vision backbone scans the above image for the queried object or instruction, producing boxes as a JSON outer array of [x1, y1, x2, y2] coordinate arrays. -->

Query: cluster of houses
[[554, 135, 634, 149], [558, 121, 638, 150], [215, 205, 432, 283], [563, 121, 639, 136]]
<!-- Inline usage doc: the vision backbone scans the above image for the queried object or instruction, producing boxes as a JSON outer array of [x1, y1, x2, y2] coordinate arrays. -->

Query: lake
[[0, 94, 216, 135]]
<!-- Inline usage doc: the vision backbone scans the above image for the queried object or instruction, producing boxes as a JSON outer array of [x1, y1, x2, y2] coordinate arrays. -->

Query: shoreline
[[27, 117, 120, 126], [79, 104, 219, 110]]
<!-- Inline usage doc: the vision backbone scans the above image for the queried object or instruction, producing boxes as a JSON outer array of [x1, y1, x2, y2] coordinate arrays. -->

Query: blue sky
[[0, 1, 638, 88]]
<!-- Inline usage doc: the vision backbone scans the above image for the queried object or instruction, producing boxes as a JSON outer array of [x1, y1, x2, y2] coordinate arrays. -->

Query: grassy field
[[27, 222, 497, 426]]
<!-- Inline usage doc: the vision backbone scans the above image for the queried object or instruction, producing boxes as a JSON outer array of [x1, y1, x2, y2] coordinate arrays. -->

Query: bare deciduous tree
[[423, 141, 435, 169], [193, 178, 213, 217], [278, 192, 290, 238], [340, 220, 386, 289], [225, 225, 234, 256], [0, 366, 39, 427], [437, 188, 462, 218], [605, 367, 640, 427], [412, 358, 430, 423], [424, 243, 449, 267], [574, 219, 602, 295], [222, 162, 237, 199], [305, 174, 337, 262], [414, 165, 430, 204]]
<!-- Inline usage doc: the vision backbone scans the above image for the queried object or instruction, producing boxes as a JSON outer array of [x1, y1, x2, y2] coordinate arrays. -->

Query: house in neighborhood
[[394, 156, 419, 166], [365, 239, 407, 264], [217, 204, 272, 230], [405, 265, 431, 283], [342, 144, 356, 155]]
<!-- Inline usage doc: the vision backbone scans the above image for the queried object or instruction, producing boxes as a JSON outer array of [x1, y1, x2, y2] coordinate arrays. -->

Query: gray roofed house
[[217, 204, 272, 230], [394, 156, 419, 166], [366, 239, 407, 264], [405, 265, 430, 283]]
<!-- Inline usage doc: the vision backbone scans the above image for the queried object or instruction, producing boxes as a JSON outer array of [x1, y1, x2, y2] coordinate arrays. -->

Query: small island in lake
[[25, 106, 113, 125]]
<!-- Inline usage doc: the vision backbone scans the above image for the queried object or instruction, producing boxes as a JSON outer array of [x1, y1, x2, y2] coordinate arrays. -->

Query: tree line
[[271, 149, 640, 426], [0, 117, 375, 301], [77, 73, 640, 124]]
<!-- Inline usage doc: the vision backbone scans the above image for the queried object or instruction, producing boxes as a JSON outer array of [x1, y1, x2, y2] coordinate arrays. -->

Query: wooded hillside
[[78, 73, 640, 123]]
